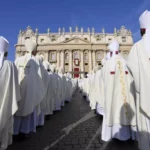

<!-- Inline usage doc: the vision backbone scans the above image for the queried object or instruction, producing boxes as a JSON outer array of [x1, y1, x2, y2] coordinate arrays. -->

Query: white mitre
[[0, 36, 9, 69], [87, 74, 91, 78], [64, 73, 67, 77], [108, 40, 120, 71], [43, 61, 50, 70], [139, 10, 150, 54], [25, 38, 37, 53], [58, 67, 64, 74], [108, 40, 119, 53], [50, 64, 56, 73], [139, 10, 150, 29]]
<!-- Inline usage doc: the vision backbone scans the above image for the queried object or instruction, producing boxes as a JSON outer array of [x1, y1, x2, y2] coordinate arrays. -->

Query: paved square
[[7, 89, 138, 150]]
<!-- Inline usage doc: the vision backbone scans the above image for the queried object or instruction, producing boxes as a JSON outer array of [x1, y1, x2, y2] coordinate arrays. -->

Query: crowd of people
[[0, 9, 150, 150], [0, 36, 77, 150], [78, 10, 150, 150]]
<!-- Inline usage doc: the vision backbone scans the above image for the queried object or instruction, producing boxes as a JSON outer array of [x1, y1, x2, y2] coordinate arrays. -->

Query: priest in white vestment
[[58, 67, 67, 106], [101, 40, 136, 142], [96, 53, 110, 116], [14, 38, 45, 136], [42, 62, 55, 116], [66, 73, 73, 102], [94, 67, 103, 115], [52, 66, 62, 111], [36, 54, 51, 126], [82, 76, 90, 99], [127, 10, 150, 150], [0, 36, 21, 150], [88, 66, 100, 110], [71, 78, 76, 93]]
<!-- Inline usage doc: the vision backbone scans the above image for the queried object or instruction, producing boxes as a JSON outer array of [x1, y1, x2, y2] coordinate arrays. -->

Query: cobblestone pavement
[[7, 89, 138, 150]]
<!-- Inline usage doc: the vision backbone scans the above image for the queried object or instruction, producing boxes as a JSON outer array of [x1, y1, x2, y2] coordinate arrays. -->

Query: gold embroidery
[[117, 60, 130, 120]]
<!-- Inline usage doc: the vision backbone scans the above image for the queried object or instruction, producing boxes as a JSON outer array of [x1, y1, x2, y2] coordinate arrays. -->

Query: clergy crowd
[[0, 35, 77, 150], [78, 10, 150, 150], [0, 9, 150, 150]]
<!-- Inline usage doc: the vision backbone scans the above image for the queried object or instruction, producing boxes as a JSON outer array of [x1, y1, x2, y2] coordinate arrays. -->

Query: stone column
[[69, 50, 73, 77], [92, 50, 96, 69], [57, 50, 60, 69], [80, 50, 84, 78], [44, 50, 49, 61], [88, 50, 92, 73], [61, 50, 65, 71]]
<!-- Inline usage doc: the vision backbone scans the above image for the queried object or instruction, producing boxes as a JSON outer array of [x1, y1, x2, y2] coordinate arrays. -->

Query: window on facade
[[84, 38, 87, 40], [97, 51, 103, 60], [84, 53, 88, 60], [65, 53, 69, 60], [74, 52, 78, 59], [122, 37, 126, 42], [108, 38, 112, 41], [51, 53, 56, 61], [25, 37, 30, 40], [40, 39, 44, 42], [65, 38, 69, 40], [98, 61, 102, 65], [97, 52, 101, 60], [51, 38, 56, 42]]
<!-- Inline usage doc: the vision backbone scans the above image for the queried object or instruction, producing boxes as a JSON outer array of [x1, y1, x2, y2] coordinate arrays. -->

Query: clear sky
[[0, 0, 150, 61]]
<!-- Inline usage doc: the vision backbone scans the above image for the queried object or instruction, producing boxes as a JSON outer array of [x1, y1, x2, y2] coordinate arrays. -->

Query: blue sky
[[0, 0, 149, 61]]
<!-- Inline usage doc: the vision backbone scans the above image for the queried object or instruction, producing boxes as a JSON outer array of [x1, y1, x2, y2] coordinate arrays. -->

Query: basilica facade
[[15, 26, 133, 77]]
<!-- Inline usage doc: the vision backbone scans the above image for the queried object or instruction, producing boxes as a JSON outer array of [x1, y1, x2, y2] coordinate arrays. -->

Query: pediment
[[60, 36, 92, 44]]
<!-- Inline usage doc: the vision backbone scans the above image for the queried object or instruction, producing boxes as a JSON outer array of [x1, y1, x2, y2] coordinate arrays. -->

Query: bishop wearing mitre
[[58, 67, 67, 106], [127, 10, 150, 150], [36, 54, 51, 126], [66, 73, 73, 102], [49, 64, 61, 112], [96, 52, 110, 116], [101, 40, 136, 142], [14, 38, 45, 136], [0, 36, 21, 150]]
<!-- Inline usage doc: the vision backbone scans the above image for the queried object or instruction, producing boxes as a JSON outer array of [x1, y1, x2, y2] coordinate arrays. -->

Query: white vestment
[[40, 62, 51, 114], [94, 70, 105, 115], [98, 66, 105, 111], [127, 38, 150, 150], [89, 73, 97, 109], [59, 74, 67, 106], [66, 77, 73, 101], [0, 60, 21, 150], [102, 55, 136, 141], [54, 73, 62, 110], [15, 53, 45, 116], [43, 72, 55, 115]]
